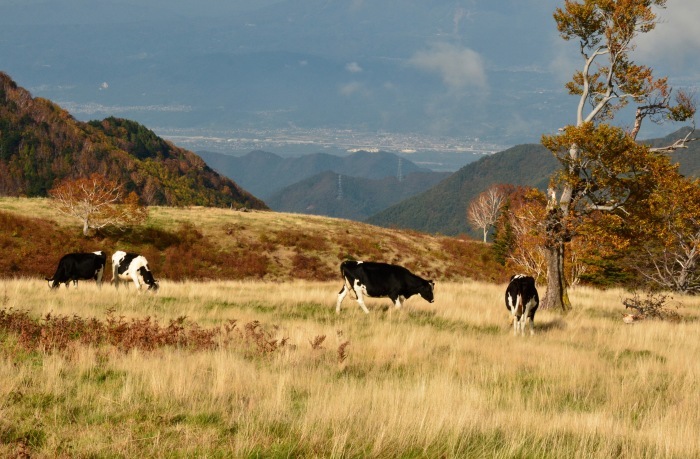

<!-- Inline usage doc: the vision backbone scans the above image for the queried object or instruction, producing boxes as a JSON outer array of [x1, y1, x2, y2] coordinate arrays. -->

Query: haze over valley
[[3, 0, 699, 165]]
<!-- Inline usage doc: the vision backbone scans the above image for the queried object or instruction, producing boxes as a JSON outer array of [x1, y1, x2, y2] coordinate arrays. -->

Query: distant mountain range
[[197, 149, 432, 199], [0, 72, 266, 209], [4, 69, 697, 237], [367, 129, 700, 235], [266, 170, 450, 220]]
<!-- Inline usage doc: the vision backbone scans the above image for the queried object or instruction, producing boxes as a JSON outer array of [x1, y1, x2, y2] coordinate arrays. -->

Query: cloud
[[339, 81, 366, 97], [345, 62, 362, 73], [550, 4, 700, 85], [408, 42, 487, 91], [636, 4, 700, 65]]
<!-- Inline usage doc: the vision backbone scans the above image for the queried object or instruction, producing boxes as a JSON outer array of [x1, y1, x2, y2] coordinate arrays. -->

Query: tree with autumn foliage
[[625, 172, 700, 293], [493, 187, 548, 282], [49, 174, 148, 236], [541, 0, 696, 310]]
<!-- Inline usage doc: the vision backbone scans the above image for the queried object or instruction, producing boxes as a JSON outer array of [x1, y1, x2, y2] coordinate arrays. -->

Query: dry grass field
[[2, 279, 699, 458]]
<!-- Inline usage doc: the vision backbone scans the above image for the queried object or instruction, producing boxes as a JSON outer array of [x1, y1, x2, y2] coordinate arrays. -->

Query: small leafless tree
[[506, 200, 547, 282], [636, 222, 700, 295], [467, 185, 506, 242], [49, 173, 148, 236]]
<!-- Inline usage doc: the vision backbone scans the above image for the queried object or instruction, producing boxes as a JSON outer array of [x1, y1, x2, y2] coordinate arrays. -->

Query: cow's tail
[[516, 293, 524, 317]]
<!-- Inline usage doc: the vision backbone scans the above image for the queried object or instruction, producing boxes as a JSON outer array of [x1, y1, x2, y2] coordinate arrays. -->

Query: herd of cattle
[[45, 250, 159, 292], [44, 252, 539, 335]]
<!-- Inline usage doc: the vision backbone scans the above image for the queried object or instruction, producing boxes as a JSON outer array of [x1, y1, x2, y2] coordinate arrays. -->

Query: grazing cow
[[336, 260, 434, 314], [111, 251, 159, 292], [505, 274, 539, 335], [45, 251, 107, 289]]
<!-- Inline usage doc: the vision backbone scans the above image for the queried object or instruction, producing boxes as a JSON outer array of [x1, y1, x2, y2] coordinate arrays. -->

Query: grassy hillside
[[1, 279, 699, 457], [0, 197, 506, 284]]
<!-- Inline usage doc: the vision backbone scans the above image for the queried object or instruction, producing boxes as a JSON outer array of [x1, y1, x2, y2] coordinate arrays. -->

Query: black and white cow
[[505, 274, 539, 335], [45, 251, 107, 289], [336, 260, 435, 314], [111, 251, 159, 292]]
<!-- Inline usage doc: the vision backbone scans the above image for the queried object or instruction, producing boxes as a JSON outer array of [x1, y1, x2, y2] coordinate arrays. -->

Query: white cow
[[111, 251, 159, 291]]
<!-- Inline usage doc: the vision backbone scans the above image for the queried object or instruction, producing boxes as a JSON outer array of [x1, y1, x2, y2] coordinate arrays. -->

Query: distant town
[[156, 126, 508, 159]]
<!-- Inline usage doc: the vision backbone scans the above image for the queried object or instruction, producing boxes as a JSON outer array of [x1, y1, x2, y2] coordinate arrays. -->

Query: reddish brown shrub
[[291, 253, 334, 281], [273, 229, 330, 252]]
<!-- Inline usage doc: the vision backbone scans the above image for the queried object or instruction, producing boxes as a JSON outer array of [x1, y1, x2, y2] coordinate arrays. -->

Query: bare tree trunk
[[543, 241, 571, 311], [543, 190, 572, 312]]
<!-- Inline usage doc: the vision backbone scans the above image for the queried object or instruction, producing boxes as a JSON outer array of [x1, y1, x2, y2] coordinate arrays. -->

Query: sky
[[1, 0, 699, 150]]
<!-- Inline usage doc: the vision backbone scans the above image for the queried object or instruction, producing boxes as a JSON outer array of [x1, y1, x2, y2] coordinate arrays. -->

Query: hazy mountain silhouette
[[198, 149, 430, 199], [266, 170, 450, 220]]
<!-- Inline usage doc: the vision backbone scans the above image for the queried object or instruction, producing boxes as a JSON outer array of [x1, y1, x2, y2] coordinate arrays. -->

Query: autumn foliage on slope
[[0, 200, 507, 284], [0, 72, 266, 210]]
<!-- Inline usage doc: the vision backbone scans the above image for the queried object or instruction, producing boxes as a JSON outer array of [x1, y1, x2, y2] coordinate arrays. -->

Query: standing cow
[[505, 274, 539, 335], [45, 251, 107, 289], [337, 260, 434, 314], [111, 251, 159, 292]]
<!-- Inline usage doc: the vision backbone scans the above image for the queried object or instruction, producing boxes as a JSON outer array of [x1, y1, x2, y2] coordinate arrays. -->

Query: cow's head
[[45, 277, 60, 289], [420, 280, 435, 303], [138, 266, 159, 292]]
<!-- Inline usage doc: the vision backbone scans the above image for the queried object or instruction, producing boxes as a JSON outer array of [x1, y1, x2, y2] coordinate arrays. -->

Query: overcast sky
[[1, 0, 698, 146]]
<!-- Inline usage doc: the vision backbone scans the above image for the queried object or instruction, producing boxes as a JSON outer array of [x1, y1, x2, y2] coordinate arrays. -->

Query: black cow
[[336, 260, 434, 314], [505, 274, 539, 335], [45, 251, 107, 289], [111, 250, 159, 292]]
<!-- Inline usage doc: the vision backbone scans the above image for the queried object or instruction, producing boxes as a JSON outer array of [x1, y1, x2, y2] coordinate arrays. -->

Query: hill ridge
[[367, 131, 700, 236], [0, 72, 266, 209]]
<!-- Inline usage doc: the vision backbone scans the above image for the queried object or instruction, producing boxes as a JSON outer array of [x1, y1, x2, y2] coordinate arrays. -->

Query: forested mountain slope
[[367, 129, 699, 236], [0, 72, 266, 209], [367, 144, 559, 235]]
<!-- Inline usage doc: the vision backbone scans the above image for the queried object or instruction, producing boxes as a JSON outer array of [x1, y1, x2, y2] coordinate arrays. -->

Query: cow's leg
[[507, 293, 519, 335], [130, 273, 142, 290], [393, 295, 404, 309], [516, 294, 526, 335], [112, 264, 119, 289], [523, 299, 536, 336], [337, 285, 349, 314], [352, 280, 370, 314], [95, 267, 104, 289]]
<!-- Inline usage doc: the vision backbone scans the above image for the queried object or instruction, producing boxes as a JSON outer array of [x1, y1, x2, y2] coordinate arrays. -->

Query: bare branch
[[49, 174, 148, 236]]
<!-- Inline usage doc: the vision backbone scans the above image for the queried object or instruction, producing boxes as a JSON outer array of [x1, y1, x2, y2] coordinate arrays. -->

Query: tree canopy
[[541, 0, 697, 309]]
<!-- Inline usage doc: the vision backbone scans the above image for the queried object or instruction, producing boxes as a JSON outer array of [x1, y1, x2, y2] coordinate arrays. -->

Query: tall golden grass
[[1, 279, 699, 457]]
